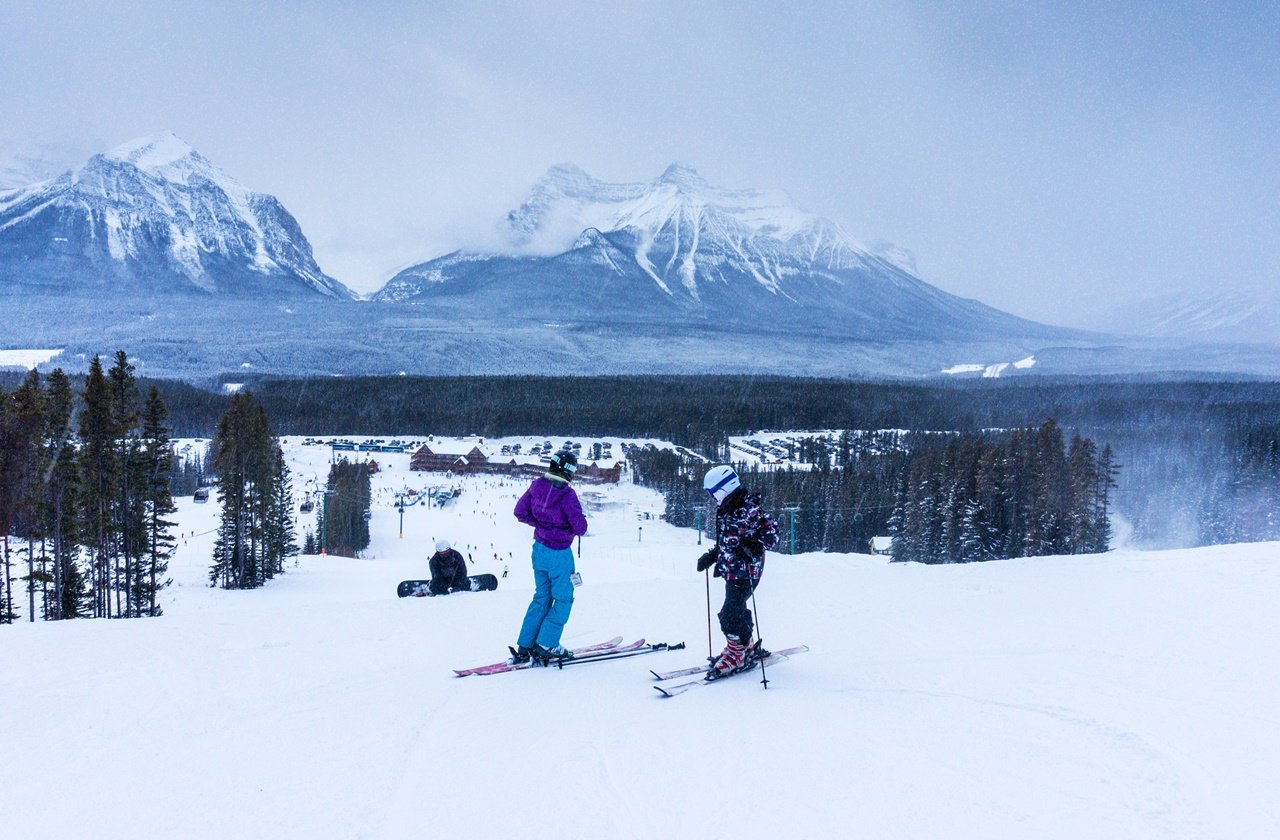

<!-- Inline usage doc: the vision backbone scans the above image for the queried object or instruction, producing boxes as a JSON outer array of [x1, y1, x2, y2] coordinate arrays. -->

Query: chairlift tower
[[782, 506, 801, 554]]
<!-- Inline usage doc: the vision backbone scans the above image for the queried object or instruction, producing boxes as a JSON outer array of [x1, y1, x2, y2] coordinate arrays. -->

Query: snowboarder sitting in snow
[[696, 465, 780, 676], [510, 450, 588, 663], [428, 539, 470, 595]]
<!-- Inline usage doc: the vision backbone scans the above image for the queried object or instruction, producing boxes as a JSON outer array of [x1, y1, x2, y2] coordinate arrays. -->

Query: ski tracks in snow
[[373, 685, 468, 840], [859, 685, 1211, 839]]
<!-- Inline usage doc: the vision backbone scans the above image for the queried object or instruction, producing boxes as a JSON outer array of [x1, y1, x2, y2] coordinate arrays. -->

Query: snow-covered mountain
[[1103, 288, 1280, 346], [0, 132, 355, 299], [5, 151, 1275, 378], [0, 148, 67, 191], [374, 164, 1064, 342]]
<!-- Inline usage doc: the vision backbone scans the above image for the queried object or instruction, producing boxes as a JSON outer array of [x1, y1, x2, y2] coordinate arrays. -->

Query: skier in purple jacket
[[510, 450, 588, 663]]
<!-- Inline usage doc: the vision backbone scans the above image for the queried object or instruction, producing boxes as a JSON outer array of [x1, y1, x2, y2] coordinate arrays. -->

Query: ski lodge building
[[409, 443, 623, 483]]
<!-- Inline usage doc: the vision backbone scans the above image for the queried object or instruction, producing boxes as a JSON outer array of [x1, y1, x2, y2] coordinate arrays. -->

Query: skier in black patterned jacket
[[696, 465, 780, 676]]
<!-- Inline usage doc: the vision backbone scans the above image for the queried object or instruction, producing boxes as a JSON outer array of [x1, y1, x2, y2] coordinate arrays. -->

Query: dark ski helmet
[[703, 465, 740, 504], [548, 449, 579, 481]]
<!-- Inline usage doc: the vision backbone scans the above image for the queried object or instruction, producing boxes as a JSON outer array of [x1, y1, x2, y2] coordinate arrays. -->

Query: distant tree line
[[887, 421, 1116, 562], [628, 421, 1118, 562], [628, 431, 917, 555], [0, 353, 175, 623], [3, 372, 1277, 444], [4, 372, 1278, 550], [1200, 418, 1280, 544], [170, 447, 214, 497], [218, 375, 1280, 448]]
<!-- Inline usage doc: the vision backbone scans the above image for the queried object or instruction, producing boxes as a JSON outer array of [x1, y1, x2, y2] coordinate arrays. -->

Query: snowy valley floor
[[2, 438, 1277, 839]]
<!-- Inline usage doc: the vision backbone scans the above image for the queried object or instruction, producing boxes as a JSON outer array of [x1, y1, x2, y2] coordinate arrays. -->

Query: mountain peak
[[544, 162, 593, 183], [497, 164, 875, 288], [102, 131, 199, 175], [657, 163, 706, 189]]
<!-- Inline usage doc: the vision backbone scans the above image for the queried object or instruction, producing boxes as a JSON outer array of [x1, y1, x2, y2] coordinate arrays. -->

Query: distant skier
[[696, 465, 780, 676], [510, 450, 588, 662], [428, 539, 469, 595]]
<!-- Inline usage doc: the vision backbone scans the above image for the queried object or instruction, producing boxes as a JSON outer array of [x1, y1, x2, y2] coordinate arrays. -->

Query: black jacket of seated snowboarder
[[428, 548, 469, 594], [698, 487, 780, 640]]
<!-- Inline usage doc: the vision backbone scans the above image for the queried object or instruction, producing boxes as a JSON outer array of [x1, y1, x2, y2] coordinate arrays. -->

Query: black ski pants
[[718, 577, 759, 641]]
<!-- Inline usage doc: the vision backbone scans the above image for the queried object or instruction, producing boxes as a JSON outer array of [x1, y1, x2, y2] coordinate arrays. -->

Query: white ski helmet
[[703, 465, 740, 505], [435, 538, 451, 552]]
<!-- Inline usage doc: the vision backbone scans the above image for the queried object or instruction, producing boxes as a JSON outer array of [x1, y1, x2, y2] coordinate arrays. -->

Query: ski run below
[[1, 436, 1276, 839]]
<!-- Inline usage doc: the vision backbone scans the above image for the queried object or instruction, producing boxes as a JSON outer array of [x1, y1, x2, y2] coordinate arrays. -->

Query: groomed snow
[[942, 363, 986, 375], [1, 435, 1275, 839], [0, 348, 63, 368], [943, 357, 1036, 377]]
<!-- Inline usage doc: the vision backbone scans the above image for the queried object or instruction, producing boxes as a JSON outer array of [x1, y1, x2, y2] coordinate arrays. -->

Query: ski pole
[[705, 568, 713, 661], [749, 575, 768, 689]]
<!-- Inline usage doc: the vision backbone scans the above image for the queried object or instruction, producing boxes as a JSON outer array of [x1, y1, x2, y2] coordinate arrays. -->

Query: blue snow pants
[[517, 540, 576, 649]]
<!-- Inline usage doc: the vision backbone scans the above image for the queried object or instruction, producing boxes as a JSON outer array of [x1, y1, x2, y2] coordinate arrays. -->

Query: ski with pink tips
[[649, 644, 810, 682], [653, 645, 809, 697], [453, 636, 623, 677]]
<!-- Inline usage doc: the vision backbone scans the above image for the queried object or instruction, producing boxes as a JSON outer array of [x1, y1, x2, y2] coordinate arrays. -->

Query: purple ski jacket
[[514, 477, 588, 550]]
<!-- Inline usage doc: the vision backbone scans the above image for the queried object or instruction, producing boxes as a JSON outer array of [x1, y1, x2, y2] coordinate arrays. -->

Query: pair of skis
[[454, 636, 809, 698], [454, 637, 684, 677], [650, 644, 810, 697]]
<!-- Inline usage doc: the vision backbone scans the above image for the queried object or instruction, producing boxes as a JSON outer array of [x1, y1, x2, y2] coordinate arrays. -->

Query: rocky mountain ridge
[[0, 132, 355, 299]]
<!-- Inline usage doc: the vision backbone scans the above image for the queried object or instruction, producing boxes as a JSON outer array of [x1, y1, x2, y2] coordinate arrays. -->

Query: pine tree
[[79, 356, 118, 617], [1091, 445, 1118, 552], [0, 371, 46, 622], [323, 459, 371, 557], [958, 499, 995, 563], [262, 447, 298, 577], [13, 370, 49, 622], [0, 387, 17, 623], [1066, 435, 1099, 553], [108, 351, 144, 617], [210, 392, 285, 589], [1025, 420, 1069, 557], [136, 387, 175, 616], [42, 369, 86, 619]]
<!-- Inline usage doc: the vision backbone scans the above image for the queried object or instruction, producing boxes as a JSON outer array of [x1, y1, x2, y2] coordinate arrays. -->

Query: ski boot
[[743, 637, 770, 665], [708, 635, 747, 679], [508, 645, 533, 665], [533, 643, 575, 665]]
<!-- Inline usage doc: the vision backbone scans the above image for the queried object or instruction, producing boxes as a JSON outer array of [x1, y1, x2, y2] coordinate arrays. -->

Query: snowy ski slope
[[1, 436, 1276, 839]]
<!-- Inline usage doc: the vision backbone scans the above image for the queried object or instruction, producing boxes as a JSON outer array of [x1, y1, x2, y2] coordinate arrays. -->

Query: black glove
[[696, 549, 716, 573]]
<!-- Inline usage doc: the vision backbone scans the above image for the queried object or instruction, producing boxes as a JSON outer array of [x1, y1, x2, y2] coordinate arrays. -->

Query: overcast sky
[[2, 1, 1277, 326]]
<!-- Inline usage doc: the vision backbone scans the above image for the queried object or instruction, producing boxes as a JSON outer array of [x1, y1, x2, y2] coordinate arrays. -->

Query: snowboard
[[397, 574, 498, 597]]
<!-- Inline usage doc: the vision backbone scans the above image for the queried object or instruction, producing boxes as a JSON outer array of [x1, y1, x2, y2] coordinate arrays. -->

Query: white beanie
[[435, 538, 451, 552]]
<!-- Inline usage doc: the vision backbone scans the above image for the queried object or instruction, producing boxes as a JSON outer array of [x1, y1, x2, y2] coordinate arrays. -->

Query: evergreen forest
[[626, 420, 1119, 560], [0, 354, 176, 622]]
